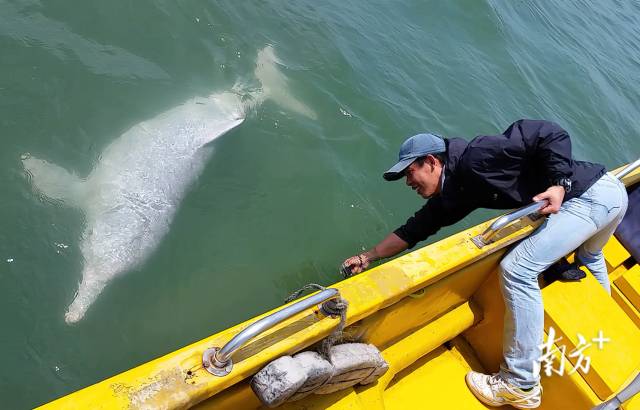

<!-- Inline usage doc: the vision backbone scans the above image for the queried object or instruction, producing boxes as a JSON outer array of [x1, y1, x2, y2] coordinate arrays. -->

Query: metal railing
[[202, 288, 341, 376], [614, 157, 640, 179], [472, 157, 640, 248], [471, 200, 548, 248]]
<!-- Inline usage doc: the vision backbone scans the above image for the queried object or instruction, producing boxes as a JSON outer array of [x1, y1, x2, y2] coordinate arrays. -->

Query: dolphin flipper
[[22, 155, 85, 208]]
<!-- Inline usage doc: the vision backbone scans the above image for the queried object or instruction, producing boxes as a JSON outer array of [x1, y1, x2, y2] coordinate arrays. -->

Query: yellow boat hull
[[39, 166, 640, 409]]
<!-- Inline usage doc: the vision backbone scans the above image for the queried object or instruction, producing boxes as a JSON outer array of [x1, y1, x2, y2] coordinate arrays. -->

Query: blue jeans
[[497, 173, 628, 389]]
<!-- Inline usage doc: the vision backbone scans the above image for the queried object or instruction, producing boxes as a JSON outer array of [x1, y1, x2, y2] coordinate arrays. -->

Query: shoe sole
[[464, 373, 506, 407]]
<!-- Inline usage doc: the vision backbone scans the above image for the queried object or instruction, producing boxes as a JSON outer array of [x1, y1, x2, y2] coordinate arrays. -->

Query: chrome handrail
[[472, 156, 640, 248], [614, 157, 640, 179], [471, 200, 548, 248], [202, 288, 341, 376]]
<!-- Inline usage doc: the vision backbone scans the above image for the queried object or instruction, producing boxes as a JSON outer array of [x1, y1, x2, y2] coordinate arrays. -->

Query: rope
[[285, 284, 349, 359], [285, 283, 326, 303]]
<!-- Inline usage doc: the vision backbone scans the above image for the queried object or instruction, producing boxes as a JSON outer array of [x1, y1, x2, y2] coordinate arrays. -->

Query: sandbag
[[250, 356, 307, 408], [287, 351, 334, 401], [251, 343, 389, 407], [314, 343, 389, 394]]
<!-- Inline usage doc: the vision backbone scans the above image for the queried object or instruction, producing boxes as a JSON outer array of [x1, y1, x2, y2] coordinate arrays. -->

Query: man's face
[[404, 156, 442, 199]]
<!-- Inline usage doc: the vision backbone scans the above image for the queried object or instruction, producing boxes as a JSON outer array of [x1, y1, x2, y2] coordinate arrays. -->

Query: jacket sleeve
[[507, 119, 574, 184], [394, 197, 475, 249]]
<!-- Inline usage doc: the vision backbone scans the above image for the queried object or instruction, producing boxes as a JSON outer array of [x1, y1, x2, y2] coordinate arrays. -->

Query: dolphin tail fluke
[[65, 274, 105, 324], [254, 45, 317, 120], [22, 154, 85, 208]]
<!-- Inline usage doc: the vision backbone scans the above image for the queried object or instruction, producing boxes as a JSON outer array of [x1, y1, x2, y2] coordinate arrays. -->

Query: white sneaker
[[465, 371, 542, 409]]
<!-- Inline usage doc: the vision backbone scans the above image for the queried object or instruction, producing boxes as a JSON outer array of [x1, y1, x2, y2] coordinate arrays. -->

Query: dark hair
[[415, 153, 446, 166]]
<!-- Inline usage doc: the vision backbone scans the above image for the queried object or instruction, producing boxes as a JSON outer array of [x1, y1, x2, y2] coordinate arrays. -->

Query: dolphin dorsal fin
[[254, 45, 317, 120]]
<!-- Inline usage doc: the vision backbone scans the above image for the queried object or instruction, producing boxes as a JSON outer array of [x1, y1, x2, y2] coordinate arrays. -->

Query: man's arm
[[341, 233, 408, 275], [341, 196, 475, 276]]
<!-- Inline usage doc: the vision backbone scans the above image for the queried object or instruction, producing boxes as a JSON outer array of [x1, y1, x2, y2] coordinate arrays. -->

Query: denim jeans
[[497, 173, 629, 389]]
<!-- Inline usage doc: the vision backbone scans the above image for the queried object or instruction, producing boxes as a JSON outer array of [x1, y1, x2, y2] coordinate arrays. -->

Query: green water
[[1, 0, 639, 407]]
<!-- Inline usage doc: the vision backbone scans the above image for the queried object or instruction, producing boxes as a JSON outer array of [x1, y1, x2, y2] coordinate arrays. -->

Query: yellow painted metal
[[381, 301, 478, 374], [193, 381, 259, 410], [623, 392, 640, 410], [542, 273, 640, 399], [615, 264, 640, 311], [377, 307, 480, 409], [535, 330, 601, 409], [39, 168, 640, 409], [384, 345, 487, 409], [462, 269, 507, 373], [611, 262, 630, 283], [603, 235, 632, 271], [612, 263, 640, 329], [611, 283, 640, 330], [462, 264, 602, 409], [356, 251, 500, 349]]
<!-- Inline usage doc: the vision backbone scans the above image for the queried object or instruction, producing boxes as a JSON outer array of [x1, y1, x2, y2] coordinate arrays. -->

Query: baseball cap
[[383, 133, 446, 181]]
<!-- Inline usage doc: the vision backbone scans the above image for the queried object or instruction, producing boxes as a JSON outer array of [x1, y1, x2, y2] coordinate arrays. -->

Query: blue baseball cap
[[383, 133, 446, 181]]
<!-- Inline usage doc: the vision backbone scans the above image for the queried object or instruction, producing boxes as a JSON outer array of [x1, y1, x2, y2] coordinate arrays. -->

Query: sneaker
[[465, 371, 542, 409]]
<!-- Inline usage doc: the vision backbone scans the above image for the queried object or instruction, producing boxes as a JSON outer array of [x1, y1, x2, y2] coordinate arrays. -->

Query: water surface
[[1, 1, 639, 407]]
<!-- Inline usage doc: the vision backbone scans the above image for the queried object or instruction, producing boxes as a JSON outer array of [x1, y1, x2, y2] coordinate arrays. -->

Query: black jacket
[[394, 119, 606, 248]]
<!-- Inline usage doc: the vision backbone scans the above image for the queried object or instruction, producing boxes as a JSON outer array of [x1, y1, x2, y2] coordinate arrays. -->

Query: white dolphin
[[23, 46, 315, 323]]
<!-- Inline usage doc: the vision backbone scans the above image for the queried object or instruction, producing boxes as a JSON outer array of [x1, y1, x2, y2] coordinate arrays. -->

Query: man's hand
[[340, 253, 372, 277], [533, 186, 565, 214], [340, 233, 408, 278]]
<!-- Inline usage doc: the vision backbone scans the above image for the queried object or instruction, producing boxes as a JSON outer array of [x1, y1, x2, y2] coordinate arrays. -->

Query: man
[[341, 119, 628, 409]]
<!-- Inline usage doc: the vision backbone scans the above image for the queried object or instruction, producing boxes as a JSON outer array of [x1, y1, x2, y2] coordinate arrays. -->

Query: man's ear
[[427, 154, 437, 170]]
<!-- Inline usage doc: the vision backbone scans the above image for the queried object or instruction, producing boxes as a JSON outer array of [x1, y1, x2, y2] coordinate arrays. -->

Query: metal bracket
[[202, 347, 233, 376], [471, 235, 486, 249]]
